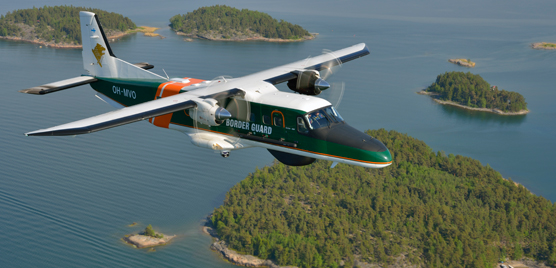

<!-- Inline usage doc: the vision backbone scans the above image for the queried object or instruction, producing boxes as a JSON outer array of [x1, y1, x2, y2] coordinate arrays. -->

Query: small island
[[0, 6, 159, 48], [419, 71, 528, 115], [448, 58, 476, 67], [169, 5, 315, 42], [531, 42, 556, 50], [208, 129, 556, 268], [123, 224, 175, 249]]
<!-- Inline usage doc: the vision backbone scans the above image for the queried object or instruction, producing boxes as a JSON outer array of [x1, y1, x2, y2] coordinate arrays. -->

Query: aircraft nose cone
[[314, 78, 330, 91], [215, 107, 232, 120]]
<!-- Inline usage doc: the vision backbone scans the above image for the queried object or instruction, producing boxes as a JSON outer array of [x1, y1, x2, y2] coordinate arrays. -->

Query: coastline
[[123, 233, 176, 248], [531, 42, 556, 50], [418, 90, 529, 115], [448, 58, 476, 67], [202, 216, 286, 268], [175, 31, 317, 42], [0, 26, 160, 49]]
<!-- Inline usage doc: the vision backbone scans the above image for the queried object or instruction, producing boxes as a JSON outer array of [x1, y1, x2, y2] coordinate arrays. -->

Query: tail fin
[[79, 11, 164, 79]]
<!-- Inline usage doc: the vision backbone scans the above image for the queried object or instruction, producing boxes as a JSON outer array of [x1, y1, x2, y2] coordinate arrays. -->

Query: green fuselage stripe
[[90, 78, 391, 164]]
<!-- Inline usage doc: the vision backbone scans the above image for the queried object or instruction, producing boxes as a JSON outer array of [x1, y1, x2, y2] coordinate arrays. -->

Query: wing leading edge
[[25, 88, 246, 136], [244, 43, 370, 85]]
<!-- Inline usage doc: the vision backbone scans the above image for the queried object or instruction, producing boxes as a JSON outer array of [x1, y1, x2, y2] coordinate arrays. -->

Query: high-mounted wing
[[25, 95, 196, 136], [243, 43, 370, 85], [25, 88, 245, 136]]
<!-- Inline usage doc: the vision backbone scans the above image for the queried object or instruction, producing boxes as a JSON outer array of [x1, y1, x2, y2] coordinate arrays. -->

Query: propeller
[[317, 49, 345, 108], [188, 76, 251, 156]]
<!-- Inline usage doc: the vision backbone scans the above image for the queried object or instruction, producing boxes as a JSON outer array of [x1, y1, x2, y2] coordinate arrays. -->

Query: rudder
[[79, 11, 164, 80]]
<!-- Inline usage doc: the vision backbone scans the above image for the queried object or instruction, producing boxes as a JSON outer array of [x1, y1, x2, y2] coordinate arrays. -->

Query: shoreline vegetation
[[207, 129, 556, 268], [417, 90, 529, 115], [123, 224, 175, 249], [531, 42, 556, 50], [448, 58, 476, 67], [0, 6, 161, 49], [170, 5, 315, 42], [423, 71, 528, 115]]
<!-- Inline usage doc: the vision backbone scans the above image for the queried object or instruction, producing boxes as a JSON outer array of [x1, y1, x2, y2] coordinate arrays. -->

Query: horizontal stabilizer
[[133, 62, 154, 70], [19, 76, 97, 95]]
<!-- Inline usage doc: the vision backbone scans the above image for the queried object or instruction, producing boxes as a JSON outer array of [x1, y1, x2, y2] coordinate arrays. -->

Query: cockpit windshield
[[306, 106, 344, 130]]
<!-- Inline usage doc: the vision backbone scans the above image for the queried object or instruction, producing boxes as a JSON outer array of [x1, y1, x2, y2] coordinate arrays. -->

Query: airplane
[[21, 11, 392, 169]]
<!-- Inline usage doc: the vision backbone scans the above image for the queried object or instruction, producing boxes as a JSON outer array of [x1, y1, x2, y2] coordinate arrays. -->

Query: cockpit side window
[[297, 116, 309, 134], [307, 109, 330, 129], [324, 106, 344, 123]]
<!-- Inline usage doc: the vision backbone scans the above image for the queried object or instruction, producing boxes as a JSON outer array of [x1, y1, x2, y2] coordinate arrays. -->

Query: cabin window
[[250, 113, 256, 122], [297, 117, 309, 133], [263, 115, 271, 125], [272, 111, 284, 127]]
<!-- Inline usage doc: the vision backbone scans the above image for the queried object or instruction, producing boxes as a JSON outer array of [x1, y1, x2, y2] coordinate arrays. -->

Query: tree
[[145, 224, 156, 237]]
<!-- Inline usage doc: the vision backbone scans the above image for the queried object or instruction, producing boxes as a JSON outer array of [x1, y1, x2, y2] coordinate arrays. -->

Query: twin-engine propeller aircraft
[[22, 11, 392, 168]]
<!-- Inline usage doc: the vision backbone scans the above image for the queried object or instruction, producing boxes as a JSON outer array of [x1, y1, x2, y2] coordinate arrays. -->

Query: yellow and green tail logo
[[92, 43, 106, 67]]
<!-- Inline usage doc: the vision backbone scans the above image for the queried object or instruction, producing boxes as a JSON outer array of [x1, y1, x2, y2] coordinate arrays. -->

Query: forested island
[[210, 129, 556, 268], [169, 5, 314, 42], [421, 71, 528, 115], [0, 6, 138, 48]]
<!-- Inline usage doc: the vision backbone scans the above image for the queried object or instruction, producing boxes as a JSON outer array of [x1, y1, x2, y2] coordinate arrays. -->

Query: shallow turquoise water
[[1, 0, 555, 266]]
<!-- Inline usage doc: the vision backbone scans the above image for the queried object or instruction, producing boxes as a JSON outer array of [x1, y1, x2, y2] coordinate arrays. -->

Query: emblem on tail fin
[[92, 43, 106, 67]]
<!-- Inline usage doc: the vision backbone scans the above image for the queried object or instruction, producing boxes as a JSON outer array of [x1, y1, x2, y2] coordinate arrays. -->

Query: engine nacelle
[[189, 98, 232, 126], [287, 70, 330, 95]]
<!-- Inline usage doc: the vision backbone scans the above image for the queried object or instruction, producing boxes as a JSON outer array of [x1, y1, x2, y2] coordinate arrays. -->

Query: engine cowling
[[189, 98, 232, 126], [287, 70, 330, 95]]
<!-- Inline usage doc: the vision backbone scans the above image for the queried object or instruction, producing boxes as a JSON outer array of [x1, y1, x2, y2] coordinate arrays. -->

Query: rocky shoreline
[[123, 233, 176, 248], [531, 42, 556, 50], [448, 58, 476, 67], [418, 91, 529, 115], [175, 31, 317, 42]]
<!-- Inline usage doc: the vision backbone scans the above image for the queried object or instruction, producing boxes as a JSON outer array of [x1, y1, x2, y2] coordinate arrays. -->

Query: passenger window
[[273, 114, 283, 127], [297, 117, 308, 134], [263, 115, 271, 125], [250, 113, 256, 122]]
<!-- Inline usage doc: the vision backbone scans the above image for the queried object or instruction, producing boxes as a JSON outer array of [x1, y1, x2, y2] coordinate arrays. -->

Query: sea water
[[1, 0, 555, 266]]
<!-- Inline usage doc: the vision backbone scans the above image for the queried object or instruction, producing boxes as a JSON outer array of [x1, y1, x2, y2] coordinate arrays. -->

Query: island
[[169, 5, 315, 42], [207, 129, 556, 268], [448, 58, 476, 67], [531, 42, 556, 50], [0, 6, 160, 48], [123, 224, 175, 249], [419, 71, 529, 115]]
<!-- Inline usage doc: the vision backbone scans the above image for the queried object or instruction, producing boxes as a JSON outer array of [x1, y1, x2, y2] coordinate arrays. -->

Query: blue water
[[1, 0, 556, 266]]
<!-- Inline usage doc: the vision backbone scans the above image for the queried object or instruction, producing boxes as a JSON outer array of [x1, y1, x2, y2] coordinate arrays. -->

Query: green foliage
[[145, 224, 156, 237], [0, 6, 136, 44], [170, 5, 310, 40], [212, 129, 555, 267], [426, 71, 528, 112]]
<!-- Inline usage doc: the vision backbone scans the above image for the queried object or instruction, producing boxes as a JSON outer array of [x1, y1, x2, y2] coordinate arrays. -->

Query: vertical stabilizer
[[79, 11, 165, 79]]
